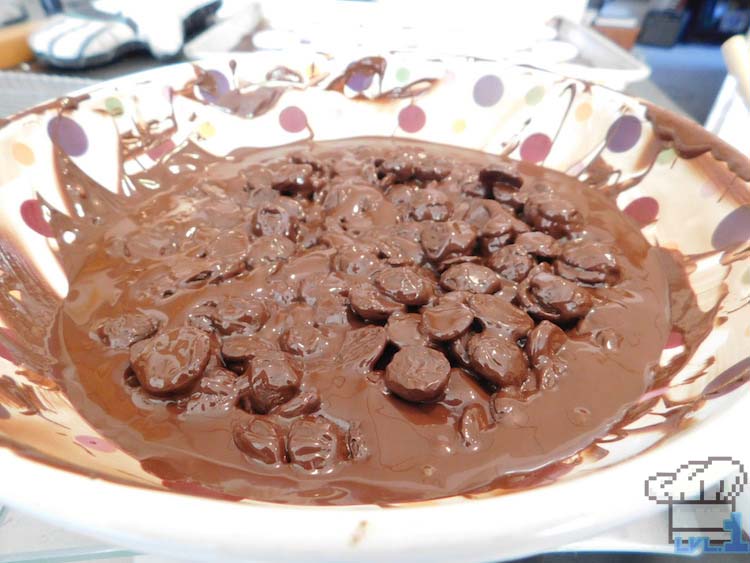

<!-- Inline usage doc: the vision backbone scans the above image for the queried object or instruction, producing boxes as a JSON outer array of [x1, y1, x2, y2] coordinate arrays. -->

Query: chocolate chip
[[487, 245, 534, 282], [183, 367, 239, 414], [373, 234, 424, 267], [523, 193, 582, 238], [479, 166, 523, 190], [287, 417, 348, 471], [479, 210, 530, 255], [421, 221, 477, 262], [221, 335, 276, 365], [96, 313, 159, 349], [334, 247, 383, 278], [130, 327, 211, 395], [269, 389, 321, 417], [517, 265, 592, 323], [525, 321, 567, 390], [467, 294, 533, 341], [374, 267, 432, 305], [459, 404, 490, 449], [384, 346, 451, 403], [252, 203, 298, 239], [420, 301, 474, 341], [409, 189, 452, 222], [449, 331, 475, 367], [270, 162, 324, 197], [233, 417, 287, 465], [280, 325, 329, 358], [555, 241, 619, 286], [245, 351, 301, 413], [349, 282, 405, 321], [246, 235, 295, 268], [347, 423, 369, 460], [386, 312, 430, 348], [436, 255, 482, 273], [467, 332, 529, 387], [514, 231, 561, 259], [440, 263, 503, 294], [339, 326, 387, 372], [489, 393, 529, 427], [212, 296, 268, 336]]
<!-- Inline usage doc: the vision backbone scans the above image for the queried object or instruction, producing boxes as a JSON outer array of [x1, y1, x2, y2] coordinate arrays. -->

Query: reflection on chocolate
[[55, 137, 674, 505]]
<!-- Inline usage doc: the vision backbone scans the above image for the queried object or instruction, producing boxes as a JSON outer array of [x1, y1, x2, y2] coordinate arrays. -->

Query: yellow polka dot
[[575, 102, 592, 122], [452, 119, 466, 134], [8, 290, 21, 301], [11, 142, 34, 166], [198, 122, 215, 138]]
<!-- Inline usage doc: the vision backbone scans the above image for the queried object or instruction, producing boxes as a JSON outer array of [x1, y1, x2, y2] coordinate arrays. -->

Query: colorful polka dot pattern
[[20, 200, 53, 237], [473, 75, 503, 107], [520, 133, 552, 163], [398, 105, 426, 133], [199, 70, 230, 103], [606, 115, 642, 153], [624, 197, 659, 226], [11, 142, 34, 166], [712, 205, 750, 249], [279, 106, 307, 133], [47, 116, 88, 157]]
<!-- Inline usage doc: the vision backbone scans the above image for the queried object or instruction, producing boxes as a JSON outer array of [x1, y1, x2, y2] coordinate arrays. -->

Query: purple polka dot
[[712, 205, 750, 249], [624, 197, 659, 226], [473, 75, 503, 107], [20, 200, 53, 237], [606, 115, 642, 153], [47, 116, 88, 157], [75, 434, 116, 453], [279, 106, 308, 133], [0, 405, 9, 419], [199, 70, 230, 103], [346, 72, 373, 93], [398, 105, 426, 133], [520, 133, 552, 163]]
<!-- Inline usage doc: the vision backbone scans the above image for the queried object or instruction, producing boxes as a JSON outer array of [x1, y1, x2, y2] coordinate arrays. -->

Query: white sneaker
[[29, 0, 221, 69]]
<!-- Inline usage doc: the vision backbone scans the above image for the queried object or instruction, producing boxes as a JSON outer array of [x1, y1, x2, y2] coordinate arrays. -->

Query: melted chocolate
[[52, 138, 673, 505]]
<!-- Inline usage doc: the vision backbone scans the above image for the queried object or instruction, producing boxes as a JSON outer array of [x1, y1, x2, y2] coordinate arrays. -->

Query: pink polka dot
[[624, 197, 659, 226], [147, 139, 176, 161], [520, 133, 552, 163], [664, 330, 684, 349], [20, 200, 53, 237], [279, 106, 307, 133], [75, 434, 116, 452], [398, 105, 426, 133]]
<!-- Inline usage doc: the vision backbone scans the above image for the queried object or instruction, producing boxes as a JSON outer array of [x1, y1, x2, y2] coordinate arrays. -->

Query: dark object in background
[[684, 0, 750, 43], [638, 10, 691, 47]]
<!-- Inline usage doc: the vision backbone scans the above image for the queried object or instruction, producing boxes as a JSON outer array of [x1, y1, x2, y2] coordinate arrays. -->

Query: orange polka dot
[[452, 119, 466, 134], [575, 102, 592, 122], [11, 142, 34, 166]]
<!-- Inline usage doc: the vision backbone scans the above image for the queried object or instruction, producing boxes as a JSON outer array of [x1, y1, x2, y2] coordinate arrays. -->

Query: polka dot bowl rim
[[0, 52, 749, 561]]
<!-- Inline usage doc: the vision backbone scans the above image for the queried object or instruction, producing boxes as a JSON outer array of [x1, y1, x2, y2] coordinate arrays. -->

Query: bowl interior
[[0, 52, 749, 503]]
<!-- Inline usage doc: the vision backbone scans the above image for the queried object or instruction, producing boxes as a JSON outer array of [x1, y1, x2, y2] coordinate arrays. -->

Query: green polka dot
[[395, 68, 410, 83], [656, 148, 676, 165], [105, 97, 124, 116], [525, 86, 545, 106], [742, 268, 750, 285]]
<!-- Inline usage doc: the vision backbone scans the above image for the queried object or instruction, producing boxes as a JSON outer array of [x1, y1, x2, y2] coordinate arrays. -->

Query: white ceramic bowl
[[1, 52, 749, 561]]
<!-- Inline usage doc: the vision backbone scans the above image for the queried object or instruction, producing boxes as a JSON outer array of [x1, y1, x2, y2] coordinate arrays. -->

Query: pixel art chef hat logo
[[646, 457, 749, 547], [646, 457, 747, 504]]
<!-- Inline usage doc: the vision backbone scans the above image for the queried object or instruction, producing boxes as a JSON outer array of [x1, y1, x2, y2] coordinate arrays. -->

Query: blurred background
[[0, 0, 748, 146], [0, 0, 749, 562]]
